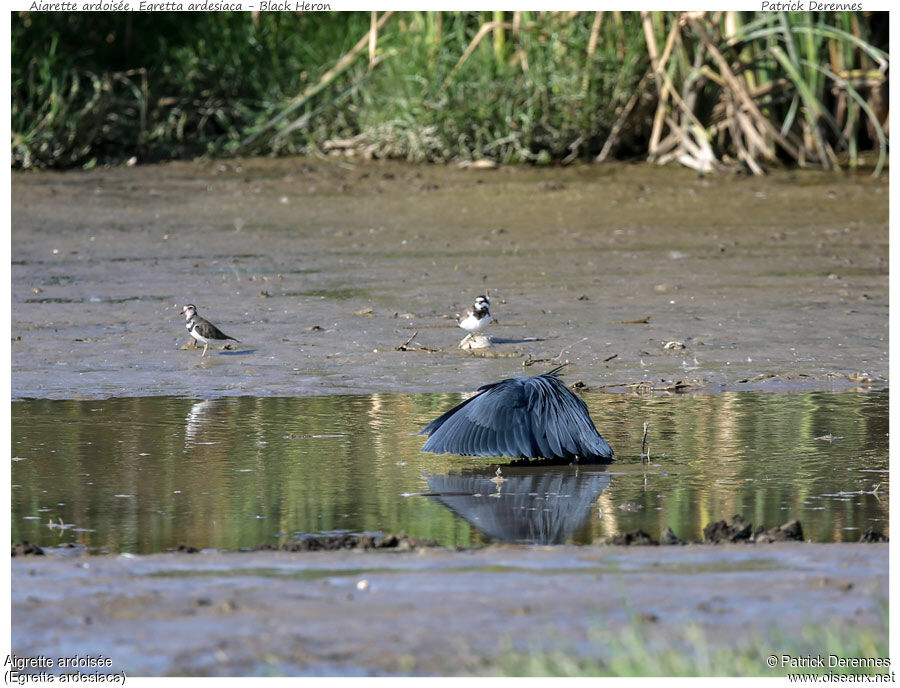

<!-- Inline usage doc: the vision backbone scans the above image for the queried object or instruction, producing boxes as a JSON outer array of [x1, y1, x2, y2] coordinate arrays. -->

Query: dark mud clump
[[249, 532, 439, 553], [752, 520, 804, 543], [602, 517, 807, 547], [703, 515, 754, 543], [703, 515, 805, 544], [11, 541, 44, 557], [859, 528, 889, 543], [660, 527, 687, 545], [605, 530, 658, 546], [175, 544, 200, 554]]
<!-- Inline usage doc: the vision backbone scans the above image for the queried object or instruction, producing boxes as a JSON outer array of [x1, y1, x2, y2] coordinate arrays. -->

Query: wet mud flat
[[11, 543, 887, 676], [10, 159, 889, 676], [11, 158, 888, 399]]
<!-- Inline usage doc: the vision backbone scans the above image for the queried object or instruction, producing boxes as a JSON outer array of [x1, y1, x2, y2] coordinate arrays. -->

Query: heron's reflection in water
[[424, 466, 611, 545]]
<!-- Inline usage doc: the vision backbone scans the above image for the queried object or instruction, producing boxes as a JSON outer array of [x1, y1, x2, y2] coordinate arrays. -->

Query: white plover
[[457, 295, 491, 344]]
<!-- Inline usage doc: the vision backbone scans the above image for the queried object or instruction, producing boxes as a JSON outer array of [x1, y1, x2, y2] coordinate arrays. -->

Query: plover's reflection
[[423, 466, 611, 544], [184, 398, 232, 449]]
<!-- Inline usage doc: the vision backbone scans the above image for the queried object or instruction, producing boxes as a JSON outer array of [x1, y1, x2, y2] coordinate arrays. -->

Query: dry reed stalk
[[239, 11, 395, 150], [726, 101, 764, 174], [642, 13, 661, 154], [698, 65, 727, 89], [664, 116, 719, 174], [687, 15, 801, 162], [640, 11, 716, 173], [510, 10, 529, 74], [440, 20, 515, 91], [580, 11, 604, 97], [651, 131, 681, 159], [723, 11, 738, 39], [595, 67, 652, 163], [735, 103, 773, 162], [368, 11, 377, 69], [612, 11, 625, 60], [649, 54, 707, 147], [644, 13, 683, 157]]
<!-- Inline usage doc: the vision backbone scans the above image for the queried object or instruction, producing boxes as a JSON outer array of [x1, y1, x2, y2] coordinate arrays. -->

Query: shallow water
[[11, 389, 887, 552]]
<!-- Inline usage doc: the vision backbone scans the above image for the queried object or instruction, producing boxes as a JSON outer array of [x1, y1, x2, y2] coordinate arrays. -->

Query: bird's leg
[[201, 342, 209, 357]]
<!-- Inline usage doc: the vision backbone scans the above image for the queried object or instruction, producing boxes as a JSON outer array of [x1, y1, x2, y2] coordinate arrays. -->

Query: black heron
[[419, 366, 614, 463]]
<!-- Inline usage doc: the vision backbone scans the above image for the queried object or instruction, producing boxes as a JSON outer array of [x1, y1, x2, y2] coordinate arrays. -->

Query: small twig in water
[[641, 421, 650, 460], [397, 331, 418, 349], [523, 355, 570, 368], [556, 337, 587, 361], [395, 331, 440, 353]]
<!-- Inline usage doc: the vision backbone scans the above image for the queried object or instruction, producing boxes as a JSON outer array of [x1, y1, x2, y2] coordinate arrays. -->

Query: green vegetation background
[[11, 11, 888, 170]]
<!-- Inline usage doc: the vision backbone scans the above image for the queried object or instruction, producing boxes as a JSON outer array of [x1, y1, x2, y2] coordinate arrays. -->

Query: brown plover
[[180, 304, 239, 357]]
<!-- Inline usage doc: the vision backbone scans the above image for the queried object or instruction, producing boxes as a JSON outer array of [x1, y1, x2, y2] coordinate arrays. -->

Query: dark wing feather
[[420, 378, 531, 458], [418, 379, 503, 437], [193, 317, 240, 342], [525, 375, 613, 461], [420, 373, 613, 462]]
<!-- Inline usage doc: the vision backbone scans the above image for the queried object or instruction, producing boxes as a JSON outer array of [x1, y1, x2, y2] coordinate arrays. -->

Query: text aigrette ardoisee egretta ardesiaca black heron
[[419, 366, 613, 463]]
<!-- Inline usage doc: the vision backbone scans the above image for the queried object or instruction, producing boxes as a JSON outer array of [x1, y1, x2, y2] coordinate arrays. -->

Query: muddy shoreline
[[11, 542, 887, 676], [11, 158, 888, 400]]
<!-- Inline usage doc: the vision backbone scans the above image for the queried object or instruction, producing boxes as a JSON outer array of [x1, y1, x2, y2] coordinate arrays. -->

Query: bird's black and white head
[[458, 295, 492, 333], [181, 304, 198, 321], [472, 295, 490, 313]]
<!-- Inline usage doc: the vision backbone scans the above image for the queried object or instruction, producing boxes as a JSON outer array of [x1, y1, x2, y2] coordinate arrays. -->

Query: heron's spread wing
[[524, 375, 613, 461], [420, 374, 613, 461], [419, 378, 537, 458]]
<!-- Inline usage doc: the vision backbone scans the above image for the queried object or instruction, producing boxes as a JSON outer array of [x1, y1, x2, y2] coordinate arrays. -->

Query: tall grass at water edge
[[11, 11, 888, 174]]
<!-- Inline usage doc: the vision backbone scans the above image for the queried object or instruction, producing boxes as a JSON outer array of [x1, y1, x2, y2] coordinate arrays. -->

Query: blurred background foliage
[[11, 11, 889, 173]]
